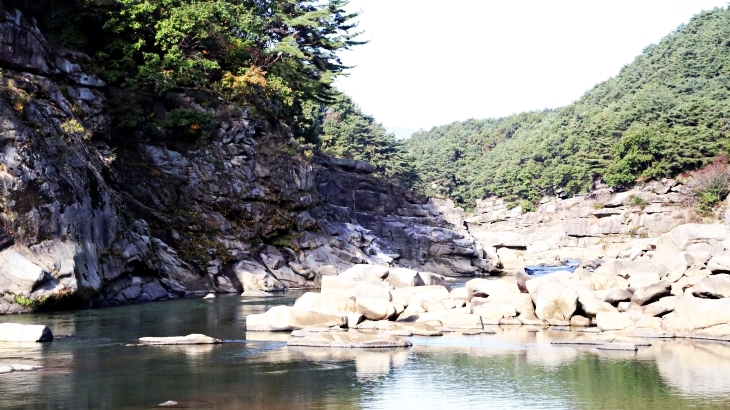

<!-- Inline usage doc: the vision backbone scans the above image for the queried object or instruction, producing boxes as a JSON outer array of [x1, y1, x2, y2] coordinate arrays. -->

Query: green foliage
[[404, 7, 730, 206], [25, 0, 362, 130], [157, 108, 215, 139], [14, 295, 36, 308], [629, 194, 647, 208], [518, 199, 536, 213], [317, 93, 418, 186]]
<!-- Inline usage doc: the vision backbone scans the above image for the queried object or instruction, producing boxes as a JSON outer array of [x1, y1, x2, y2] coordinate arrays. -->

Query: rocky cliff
[[466, 179, 707, 269], [0, 5, 495, 314]]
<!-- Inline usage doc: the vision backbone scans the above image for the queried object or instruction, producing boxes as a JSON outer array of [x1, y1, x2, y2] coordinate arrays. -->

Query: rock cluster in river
[[249, 223, 730, 343]]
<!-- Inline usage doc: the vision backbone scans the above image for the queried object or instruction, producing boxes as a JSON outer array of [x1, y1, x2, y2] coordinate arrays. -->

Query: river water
[[1, 290, 729, 409]]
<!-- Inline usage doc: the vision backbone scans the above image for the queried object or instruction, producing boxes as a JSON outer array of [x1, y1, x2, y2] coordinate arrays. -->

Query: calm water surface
[[1, 289, 729, 409]]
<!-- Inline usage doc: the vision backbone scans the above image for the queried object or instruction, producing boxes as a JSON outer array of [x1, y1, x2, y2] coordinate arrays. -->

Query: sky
[[333, 0, 730, 139]]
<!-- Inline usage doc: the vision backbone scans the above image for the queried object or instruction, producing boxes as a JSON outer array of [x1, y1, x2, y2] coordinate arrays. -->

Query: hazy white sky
[[334, 0, 729, 138]]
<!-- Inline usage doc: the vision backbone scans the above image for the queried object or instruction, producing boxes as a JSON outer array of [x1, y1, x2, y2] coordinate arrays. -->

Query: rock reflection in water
[[1, 296, 730, 409], [654, 339, 730, 397]]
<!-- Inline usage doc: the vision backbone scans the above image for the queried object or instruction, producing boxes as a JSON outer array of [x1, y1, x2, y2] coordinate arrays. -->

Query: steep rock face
[[314, 158, 494, 276], [0, 6, 495, 314], [0, 5, 188, 314]]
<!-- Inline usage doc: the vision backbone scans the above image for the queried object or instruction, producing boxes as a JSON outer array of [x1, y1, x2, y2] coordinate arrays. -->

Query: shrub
[[689, 155, 730, 211], [519, 199, 536, 213], [158, 108, 215, 139], [629, 194, 647, 209]]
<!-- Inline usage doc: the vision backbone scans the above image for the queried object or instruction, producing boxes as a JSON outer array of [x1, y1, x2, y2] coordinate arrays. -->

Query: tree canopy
[[19, 0, 362, 130], [317, 93, 417, 185]]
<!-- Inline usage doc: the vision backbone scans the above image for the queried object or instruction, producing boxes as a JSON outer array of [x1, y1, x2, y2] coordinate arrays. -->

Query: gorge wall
[[0, 6, 495, 314]]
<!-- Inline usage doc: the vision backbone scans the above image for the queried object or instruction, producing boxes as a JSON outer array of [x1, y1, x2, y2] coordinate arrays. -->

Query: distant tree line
[[402, 7, 730, 209]]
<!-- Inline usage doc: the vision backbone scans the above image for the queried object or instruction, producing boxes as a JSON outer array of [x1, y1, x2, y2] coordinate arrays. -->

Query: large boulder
[[287, 332, 412, 348], [664, 262, 688, 283], [385, 268, 424, 288], [0, 323, 53, 342], [672, 276, 704, 296], [655, 224, 730, 262], [707, 253, 730, 274], [415, 307, 472, 323], [339, 265, 390, 283], [440, 314, 484, 329], [234, 260, 285, 292], [471, 298, 517, 317], [465, 278, 518, 300], [356, 297, 391, 321], [628, 272, 661, 289], [663, 298, 730, 333], [449, 287, 468, 300], [420, 298, 447, 313], [590, 271, 627, 291], [293, 292, 357, 312], [320, 276, 359, 292], [690, 323, 730, 341], [529, 278, 578, 321], [691, 274, 730, 299], [393, 286, 449, 307], [473, 304, 505, 324], [419, 271, 450, 289], [246, 306, 347, 331], [578, 296, 618, 318], [0, 250, 53, 292], [138, 334, 221, 345], [594, 259, 667, 279], [596, 312, 636, 331], [350, 284, 392, 301], [642, 296, 678, 317], [603, 287, 633, 305], [631, 280, 671, 306]]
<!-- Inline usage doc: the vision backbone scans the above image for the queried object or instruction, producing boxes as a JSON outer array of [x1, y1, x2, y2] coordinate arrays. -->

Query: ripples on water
[[0, 292, 729, 409]]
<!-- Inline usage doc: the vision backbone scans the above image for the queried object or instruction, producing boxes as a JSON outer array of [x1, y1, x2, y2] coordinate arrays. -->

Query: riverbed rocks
[[247, 306, 348, 331], [248, 230, 730, 345], [0, 323, 53, 342], [287, 332, 412, 348], [691, 274, 730, 298], [631, 281, 672, 306], [0, 364, 43, 374], [138, 334, 222, 345]]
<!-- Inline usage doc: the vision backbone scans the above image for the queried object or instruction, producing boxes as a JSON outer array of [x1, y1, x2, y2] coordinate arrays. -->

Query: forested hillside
[[404, 7, 730, 208]]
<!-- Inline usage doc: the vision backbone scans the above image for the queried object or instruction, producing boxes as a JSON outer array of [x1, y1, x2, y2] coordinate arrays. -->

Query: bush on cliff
[[16, 0, 362, 136]]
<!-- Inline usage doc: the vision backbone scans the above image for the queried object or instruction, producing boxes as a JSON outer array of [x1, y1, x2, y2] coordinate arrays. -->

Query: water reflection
[[0, 295, 729, 409]]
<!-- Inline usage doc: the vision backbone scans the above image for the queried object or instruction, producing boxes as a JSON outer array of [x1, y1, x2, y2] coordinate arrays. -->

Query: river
[[1, 289, 729, 409]]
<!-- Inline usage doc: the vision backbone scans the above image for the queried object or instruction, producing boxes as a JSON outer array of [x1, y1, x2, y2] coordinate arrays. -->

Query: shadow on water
[[0, 293, 729, 409]]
